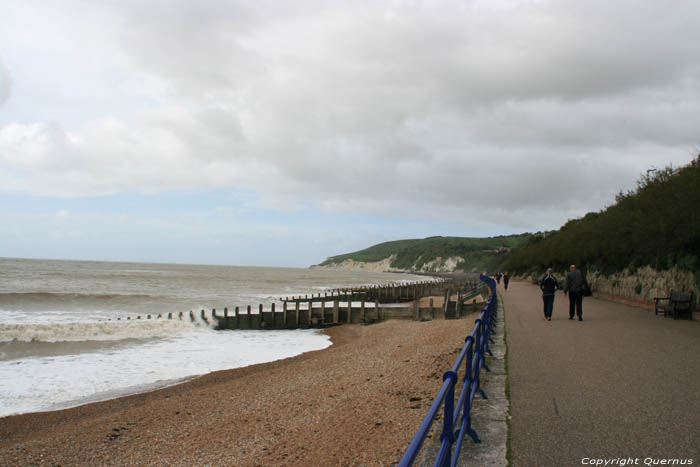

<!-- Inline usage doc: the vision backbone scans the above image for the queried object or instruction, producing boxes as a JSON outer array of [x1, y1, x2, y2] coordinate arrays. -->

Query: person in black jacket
[[539, 268, 559, 321], [564, 264, 587, 321]]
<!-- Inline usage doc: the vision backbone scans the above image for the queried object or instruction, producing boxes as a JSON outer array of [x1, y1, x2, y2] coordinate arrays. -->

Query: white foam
[[0, 328, 331, 417], [0, 319, 200, 343]]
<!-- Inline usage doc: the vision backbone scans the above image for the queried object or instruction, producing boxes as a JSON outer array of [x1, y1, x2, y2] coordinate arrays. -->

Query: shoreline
[[0, 317, 477, 466]]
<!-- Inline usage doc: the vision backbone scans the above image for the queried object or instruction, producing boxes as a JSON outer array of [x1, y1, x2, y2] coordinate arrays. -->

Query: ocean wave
[[0, 318, 213, 343]]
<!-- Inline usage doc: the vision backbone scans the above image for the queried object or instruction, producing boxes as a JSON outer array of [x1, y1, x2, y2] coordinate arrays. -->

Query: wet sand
[[0, 316, 476, 466]]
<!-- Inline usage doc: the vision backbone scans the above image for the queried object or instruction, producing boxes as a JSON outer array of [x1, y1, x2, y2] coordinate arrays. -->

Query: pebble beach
[[0, 317, 476, 466]]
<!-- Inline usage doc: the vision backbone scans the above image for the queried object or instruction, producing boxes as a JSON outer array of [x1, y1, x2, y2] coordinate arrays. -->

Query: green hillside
[[504, 156, 700, 283], [318, 234, 531, 272]]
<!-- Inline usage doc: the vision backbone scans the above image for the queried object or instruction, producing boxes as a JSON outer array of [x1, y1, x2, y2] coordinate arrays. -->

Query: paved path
[[502, 279, 700, 467]]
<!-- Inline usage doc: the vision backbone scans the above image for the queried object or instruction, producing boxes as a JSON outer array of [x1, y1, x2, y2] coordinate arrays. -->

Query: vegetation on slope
[[504, 156, 700, 283], [318, 234, 531, 273]]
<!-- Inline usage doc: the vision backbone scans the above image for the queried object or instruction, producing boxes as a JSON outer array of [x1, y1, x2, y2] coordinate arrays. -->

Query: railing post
[[441, 370, 458, 466]]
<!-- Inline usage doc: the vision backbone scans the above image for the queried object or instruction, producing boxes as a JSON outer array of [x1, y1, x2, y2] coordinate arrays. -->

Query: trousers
[[568, 292, 583, 318], [542, 295, 554, 318]]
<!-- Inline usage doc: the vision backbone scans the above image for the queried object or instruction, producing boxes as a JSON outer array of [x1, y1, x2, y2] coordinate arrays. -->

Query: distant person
[[564, 264, 588, 321], [496, 272, 501, 284], [539, 268, 559, 321], [503, 272, 510, 290]]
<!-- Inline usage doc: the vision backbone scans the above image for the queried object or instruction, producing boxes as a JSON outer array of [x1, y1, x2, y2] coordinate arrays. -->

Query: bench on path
[[654, 291, 694, 319]]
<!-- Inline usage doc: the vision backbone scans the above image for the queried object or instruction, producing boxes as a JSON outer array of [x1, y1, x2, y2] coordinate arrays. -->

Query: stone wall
[[587, 266, 698, 305]]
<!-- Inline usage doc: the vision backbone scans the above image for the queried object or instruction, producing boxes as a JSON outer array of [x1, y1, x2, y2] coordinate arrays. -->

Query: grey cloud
[[0, 61, 11, 106], [3, 0, 700, 230]]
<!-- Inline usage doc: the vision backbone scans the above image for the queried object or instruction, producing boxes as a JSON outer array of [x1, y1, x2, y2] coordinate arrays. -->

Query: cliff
[[312, 235, 531, 273]]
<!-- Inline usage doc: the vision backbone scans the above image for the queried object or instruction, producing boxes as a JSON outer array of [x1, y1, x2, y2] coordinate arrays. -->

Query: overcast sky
[[1, 0, 698, 267]]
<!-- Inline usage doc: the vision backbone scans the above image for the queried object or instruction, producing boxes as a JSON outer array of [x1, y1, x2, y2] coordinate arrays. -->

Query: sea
[[0, 257, 427, 418]]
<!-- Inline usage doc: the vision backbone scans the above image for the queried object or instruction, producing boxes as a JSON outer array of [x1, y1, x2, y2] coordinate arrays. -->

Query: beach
[[0, 258, 433, 417], [0, 316, 476, 466]]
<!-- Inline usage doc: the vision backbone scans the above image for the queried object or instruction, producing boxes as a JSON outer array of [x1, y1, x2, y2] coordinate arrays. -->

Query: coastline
[[0, 317, 477, 466]]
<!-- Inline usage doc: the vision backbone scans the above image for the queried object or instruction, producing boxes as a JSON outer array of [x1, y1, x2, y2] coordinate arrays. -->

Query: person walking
[[539, 268, 559, 321], [503, 272, 510, 290], [563, 264, 587, 321]]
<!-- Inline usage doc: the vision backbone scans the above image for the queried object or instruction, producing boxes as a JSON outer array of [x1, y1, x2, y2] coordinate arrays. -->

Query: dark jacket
[[564, 269, 585, 294], [540, 274, 559, 296]]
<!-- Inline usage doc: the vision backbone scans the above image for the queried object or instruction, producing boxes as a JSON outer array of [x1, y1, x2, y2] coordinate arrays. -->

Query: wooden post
[[443, 289, 450, 319], [168, 312, 172, 319], [247, 305, 252, 328], [414, 300, 420, 321], [375, 301, 381, 321], [271, 303, 276, 329], [235, 306, 240, 328], [333, 297, 339, 323], [295, 300, 300, 327], [321, 299, 326, 326], [361, 299, 366, 322], [346, 294, 352, 324], [283, 301, 288, 329], [430, 298, 435, 320], [259, 304, 264, 329]]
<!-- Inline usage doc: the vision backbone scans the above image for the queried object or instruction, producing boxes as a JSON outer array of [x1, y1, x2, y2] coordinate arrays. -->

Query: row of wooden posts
[[279, 279, 450, 304], [116, 278, 486, 330]]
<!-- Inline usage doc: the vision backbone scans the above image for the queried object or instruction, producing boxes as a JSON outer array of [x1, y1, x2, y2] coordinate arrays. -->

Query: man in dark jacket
[[539, 268, 559, 321], [564, 264, 586, 321]]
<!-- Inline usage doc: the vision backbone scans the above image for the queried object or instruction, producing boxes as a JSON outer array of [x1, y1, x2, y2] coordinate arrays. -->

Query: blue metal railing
[[398, 274, 498, 467]]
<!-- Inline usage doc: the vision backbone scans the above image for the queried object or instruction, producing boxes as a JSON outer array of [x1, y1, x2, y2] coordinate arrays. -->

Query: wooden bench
[[654, 291, 694, 319]]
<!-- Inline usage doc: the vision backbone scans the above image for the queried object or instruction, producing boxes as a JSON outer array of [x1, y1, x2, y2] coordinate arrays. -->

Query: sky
[[1, 0, 699, 267]]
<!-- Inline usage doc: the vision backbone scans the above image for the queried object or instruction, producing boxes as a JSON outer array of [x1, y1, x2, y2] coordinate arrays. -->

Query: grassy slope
[[318, 234, 531, 272]]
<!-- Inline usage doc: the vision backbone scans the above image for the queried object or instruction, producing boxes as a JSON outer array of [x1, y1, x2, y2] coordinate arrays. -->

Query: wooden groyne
[[279, 279, 450, 304], [116, 277, 488, 330]]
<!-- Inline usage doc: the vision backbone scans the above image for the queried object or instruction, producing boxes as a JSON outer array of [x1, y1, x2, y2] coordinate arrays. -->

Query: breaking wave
[[0, 318, 213, 343]]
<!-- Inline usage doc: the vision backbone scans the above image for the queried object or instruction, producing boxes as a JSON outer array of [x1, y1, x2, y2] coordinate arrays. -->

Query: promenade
[[503, 279, 700, 466]]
